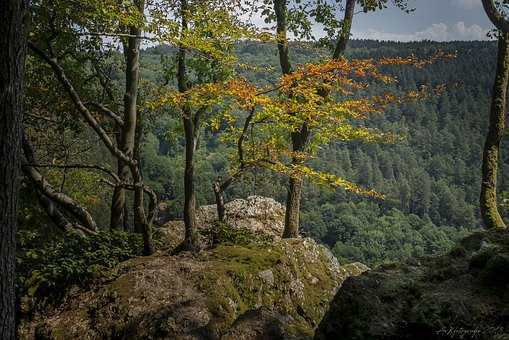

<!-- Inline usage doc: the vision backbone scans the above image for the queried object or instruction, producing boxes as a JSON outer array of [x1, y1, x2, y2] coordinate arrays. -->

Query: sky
[[349, 0, 494, 41]]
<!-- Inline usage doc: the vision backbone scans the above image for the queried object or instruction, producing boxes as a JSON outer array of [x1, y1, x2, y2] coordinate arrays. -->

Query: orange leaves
[[151, 50, 451, 201], [378, 50, 457, 68]]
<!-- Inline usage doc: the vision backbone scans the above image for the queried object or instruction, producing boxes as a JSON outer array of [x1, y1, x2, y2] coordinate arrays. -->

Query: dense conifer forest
[[137, 40, 507, 265], [2, 0, 509, 338]]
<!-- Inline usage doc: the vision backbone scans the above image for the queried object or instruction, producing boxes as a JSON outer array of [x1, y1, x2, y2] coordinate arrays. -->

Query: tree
[[0, 0, 29, 338], [149, 0, 255, 250], [480, 0, 509, 229], [28, 0, 156, 254], [262, 0, 411, 237], [111, 0, 146, 231], [480, 31, 509, 229]]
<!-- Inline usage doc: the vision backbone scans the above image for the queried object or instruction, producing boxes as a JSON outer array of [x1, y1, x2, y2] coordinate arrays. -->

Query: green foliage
[[138, 40, 503, 266], [202, 222, 274, 246], [17, 229, 144, 307]]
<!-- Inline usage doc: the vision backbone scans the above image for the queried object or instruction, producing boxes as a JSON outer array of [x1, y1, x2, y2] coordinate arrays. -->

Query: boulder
[[314, 229, 509, 340], [20, 238, 367, 339], [197, 196, 286, 238], [158, 196, 286, 249]]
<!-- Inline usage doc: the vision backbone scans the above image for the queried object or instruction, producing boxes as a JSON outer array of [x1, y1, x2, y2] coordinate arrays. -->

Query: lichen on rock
[[20, 237, 367, 339]]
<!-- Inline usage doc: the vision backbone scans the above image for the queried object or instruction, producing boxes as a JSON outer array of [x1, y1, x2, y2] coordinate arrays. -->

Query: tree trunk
[[332, 0, 356, 60], [0, 1, 28, 338], [274, 0, 303, 238], [274, 0, 292, 75], [177, 0, 199, 251], [182, 113, 199, 250], [111, 1, 144, 230], [213, 181, 226, 223], [284, 125, 310, 238], [110, 166, 128, 230], [480, 32, 509, 230], [183, 127, 198, 248]]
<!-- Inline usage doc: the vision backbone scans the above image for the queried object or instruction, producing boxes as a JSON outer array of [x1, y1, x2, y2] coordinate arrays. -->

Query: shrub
[[17, 229, 144, 308]]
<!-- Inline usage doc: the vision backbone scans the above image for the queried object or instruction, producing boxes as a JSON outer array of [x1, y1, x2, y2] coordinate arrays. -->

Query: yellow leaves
[[266, 163, 384, 200]]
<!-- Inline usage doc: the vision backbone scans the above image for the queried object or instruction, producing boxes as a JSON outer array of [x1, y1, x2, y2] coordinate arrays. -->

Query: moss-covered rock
[[315, 229, 509, 340], [20, 238, 366, 339]]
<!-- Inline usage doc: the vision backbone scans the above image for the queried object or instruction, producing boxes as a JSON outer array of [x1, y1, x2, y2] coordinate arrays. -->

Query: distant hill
[[139, 40, 507, 266]]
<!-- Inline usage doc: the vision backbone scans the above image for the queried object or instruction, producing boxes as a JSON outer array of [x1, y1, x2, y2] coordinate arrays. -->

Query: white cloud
[[353, 22, 491, 42], [450, 0, 481, 10]]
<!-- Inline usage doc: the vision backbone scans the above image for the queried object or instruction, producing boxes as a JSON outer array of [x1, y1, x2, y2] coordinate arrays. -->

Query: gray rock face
[[197, 196, 286, 239], [158, 196, 286, 249], [314, 230, 509, 340]]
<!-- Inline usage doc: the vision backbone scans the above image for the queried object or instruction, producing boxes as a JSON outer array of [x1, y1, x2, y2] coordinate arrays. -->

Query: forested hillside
[[135, 39, 508, 265]]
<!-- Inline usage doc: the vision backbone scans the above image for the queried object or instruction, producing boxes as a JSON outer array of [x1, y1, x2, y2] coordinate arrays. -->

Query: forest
[[1, 0, 509, 339]]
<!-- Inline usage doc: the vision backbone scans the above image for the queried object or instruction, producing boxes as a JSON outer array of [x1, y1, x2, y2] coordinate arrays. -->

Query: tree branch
[[28, 41, 134, 166], [87, 102, 124, 127], [482, 0, 509, 33]]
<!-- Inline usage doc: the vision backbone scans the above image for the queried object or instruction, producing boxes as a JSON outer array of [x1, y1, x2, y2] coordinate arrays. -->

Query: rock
[[20, 238, 366, 339], [197, 196, 286, 239], [314, 229, 509, 340], [222, 307, 303, 340], [158, 196, 286, 250]]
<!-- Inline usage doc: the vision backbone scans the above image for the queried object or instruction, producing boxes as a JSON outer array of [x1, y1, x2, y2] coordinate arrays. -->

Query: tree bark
[[283, 125, 310, 238], [0, 0, 28, 338], [183, 114, 199, 250], [111, 0, 145, 231], [332, 0, 356, 59], [480, 32, 509, 230], [213, 181, 226, 223]]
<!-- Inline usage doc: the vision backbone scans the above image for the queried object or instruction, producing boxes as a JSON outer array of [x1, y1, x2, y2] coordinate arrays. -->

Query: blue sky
[[350, 0, 493, 41]]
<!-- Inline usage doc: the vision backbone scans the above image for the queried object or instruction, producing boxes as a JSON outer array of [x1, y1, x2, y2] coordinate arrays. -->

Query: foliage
[[16, 228, 145, 308], [139, 40, 502, 265], [202, 221, 274, 246]]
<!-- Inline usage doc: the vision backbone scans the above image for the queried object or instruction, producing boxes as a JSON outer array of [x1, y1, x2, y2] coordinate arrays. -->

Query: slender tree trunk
[[332, 0, 356, 60], [284, 125, 310, 238], [0, 1, 28, 338], [273, 0, 302, 238], [274, 0, 292, 75], [110, 163, 128, 230], [213, 181, 227, 223], [480, 32, 509, 230], [183, 115, 199, 249], [110, 0, 145, 231], [176, 0, 199, 251]]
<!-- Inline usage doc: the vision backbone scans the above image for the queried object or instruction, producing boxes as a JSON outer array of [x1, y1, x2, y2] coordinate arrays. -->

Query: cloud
[[450, 0, 481, 10], [353, 22, 491, 42]]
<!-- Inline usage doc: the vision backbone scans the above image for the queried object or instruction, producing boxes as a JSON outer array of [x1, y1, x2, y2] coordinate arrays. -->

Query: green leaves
[[16, 229, 145, 309]]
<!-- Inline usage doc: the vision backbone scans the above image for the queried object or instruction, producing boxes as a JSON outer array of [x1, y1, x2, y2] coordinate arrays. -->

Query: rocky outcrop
[[315, 229, 509, 340], [158, 196, 286, 250], [20, 238, 368, 339], [197, 196, 286, 239]]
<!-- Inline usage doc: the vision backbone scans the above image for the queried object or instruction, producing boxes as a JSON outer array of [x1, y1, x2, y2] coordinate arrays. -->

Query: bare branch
[[87, 102, 124, 127]]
